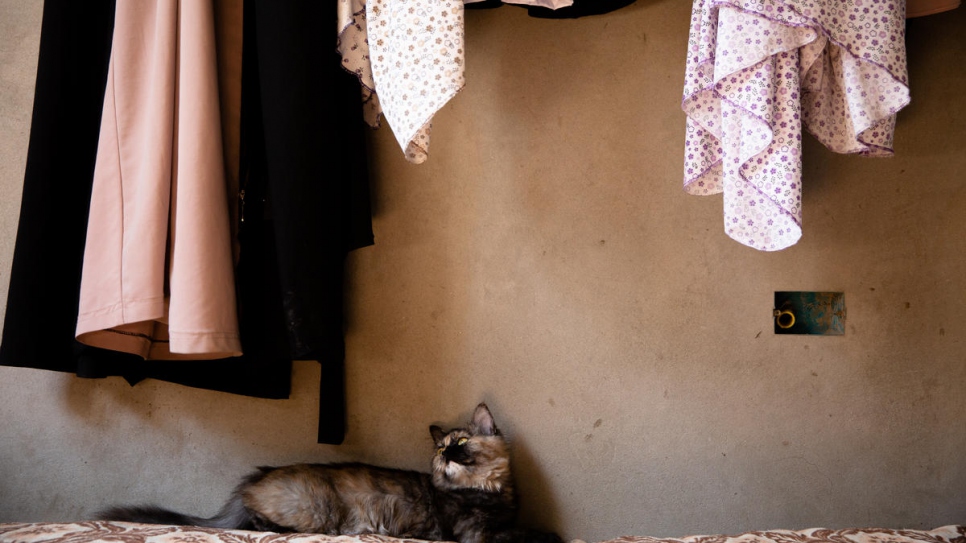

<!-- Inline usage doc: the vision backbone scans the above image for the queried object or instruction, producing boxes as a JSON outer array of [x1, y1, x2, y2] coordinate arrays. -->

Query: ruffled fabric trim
[[682, 0, 910, 251], [338, 0, 382, 129]]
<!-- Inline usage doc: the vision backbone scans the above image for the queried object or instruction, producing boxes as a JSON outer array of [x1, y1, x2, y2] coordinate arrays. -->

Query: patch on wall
[[774, 292, 846, 335]]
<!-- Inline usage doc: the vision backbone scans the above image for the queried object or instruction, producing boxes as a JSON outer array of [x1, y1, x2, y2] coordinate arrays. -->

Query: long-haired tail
[[96, 496, 253, 530]]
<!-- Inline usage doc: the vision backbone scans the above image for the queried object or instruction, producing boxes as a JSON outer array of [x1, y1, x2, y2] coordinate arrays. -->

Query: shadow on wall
[[58, 371, 564, 533], [59, 362, 326, 461], [510, 435, 562, 536]]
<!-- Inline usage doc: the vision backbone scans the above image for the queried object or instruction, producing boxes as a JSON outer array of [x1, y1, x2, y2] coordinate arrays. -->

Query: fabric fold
[[76, 0, 242, 358], [682, 0, 910, 251], [338, 0, 382, 128], [365, 0, 466, 164], [339, 0, 636, 163], [339, 0, 465, 164], [0, 0, 292, 400]]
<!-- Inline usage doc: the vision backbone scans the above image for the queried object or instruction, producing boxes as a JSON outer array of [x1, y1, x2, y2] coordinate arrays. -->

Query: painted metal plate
[[773, 291, 845, 335]]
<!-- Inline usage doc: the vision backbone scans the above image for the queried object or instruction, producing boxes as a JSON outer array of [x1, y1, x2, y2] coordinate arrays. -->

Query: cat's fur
[[98, 403, 561, 543]]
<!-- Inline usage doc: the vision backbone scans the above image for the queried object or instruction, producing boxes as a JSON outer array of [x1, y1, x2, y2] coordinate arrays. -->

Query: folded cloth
[[682, 0, 910, 251]]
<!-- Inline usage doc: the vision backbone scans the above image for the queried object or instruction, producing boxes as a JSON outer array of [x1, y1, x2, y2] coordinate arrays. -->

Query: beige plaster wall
[[1, 2, 964, 541]]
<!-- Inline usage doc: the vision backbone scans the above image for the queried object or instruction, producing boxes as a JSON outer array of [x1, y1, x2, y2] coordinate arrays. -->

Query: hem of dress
[[682, 1, 910, 251]]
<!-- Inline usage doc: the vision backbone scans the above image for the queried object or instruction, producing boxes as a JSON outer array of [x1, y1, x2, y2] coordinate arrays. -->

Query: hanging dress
[[682, 0, 910, 251], [75, 0, 242, 359]]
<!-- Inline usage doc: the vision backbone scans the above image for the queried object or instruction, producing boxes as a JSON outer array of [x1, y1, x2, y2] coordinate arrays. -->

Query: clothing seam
[[77, 296, 165, 320], [108, 50, 127, 326]]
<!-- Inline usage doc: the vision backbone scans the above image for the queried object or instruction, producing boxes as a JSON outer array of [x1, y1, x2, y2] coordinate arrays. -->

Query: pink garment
[[682, 0, 910, 251], [76, 0, 242, 359], [907, 0, 960, 16]]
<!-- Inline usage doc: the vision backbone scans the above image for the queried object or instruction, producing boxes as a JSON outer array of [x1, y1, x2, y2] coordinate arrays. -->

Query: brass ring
[[774, 309, 795, 329]]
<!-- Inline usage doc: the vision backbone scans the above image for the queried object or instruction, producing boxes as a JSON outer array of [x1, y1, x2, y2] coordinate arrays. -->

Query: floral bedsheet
[[603, 527, 965, 543], [0, 522, 963, 543], [0, 523, 429, 543]]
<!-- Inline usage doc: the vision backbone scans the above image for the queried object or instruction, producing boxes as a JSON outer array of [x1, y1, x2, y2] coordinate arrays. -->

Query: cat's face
[[430, 403, 512, 493]]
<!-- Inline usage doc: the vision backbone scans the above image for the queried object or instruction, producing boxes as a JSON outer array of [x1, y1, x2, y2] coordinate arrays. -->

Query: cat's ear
[[430, 425, 446, 445], [471, 403, 498, 436]]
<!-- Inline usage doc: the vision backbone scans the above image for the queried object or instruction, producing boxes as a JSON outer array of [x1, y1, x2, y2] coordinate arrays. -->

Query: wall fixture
[[773, 291, 845, 335]]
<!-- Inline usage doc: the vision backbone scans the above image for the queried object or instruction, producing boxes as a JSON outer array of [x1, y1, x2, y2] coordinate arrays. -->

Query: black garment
[[465, 0, 637, 18], [1, 0, 374, 428], [0, 0, 166, 383], [241, 0, 375, 443], [0, 0, 291, 399], [0, 0, 124, 375]]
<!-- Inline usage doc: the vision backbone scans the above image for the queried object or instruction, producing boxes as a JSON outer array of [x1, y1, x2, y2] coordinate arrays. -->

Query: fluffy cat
[[98, 403, 561, 543]]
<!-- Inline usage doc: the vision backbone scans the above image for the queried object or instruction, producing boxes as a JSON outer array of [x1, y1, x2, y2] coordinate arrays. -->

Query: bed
[[0, 522, 962, 543]]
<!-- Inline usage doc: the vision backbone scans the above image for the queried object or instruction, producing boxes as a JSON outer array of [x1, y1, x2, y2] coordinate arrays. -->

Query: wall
[[1, 2, 964, 541]]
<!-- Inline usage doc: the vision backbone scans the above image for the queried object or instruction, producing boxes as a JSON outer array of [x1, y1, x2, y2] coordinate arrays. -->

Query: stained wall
[[1, 2, 964, 541]]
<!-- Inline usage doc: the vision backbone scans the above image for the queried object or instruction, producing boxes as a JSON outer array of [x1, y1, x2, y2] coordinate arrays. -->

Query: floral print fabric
[[0, 523, 437, 543], [338, 0, 380, 128], [605, 527, 966, 543], [338, 0, 465, 164], [682, 0, 910, 251], [1, 522, 963, 543]]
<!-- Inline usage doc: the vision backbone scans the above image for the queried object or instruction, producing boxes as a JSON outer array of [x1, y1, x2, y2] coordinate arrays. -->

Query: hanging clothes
[[464, 0, 637, 18], [339, 0, 637, 165], [465, 0, 575, 9], [907, 0, 961, 16], [1, 0, 374, 420], [242, 0, 375, 443], [0, 0, 141, 376], [213, 0, 245, 265], [682, 0, 910, 251], [0, 0, 290, 398], [338, 0, 379, 128], [76, 0, 242, 360], [339, 0, 466, 164]]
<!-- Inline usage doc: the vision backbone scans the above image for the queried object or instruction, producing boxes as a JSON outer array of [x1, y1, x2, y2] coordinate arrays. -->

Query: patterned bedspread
[[602, 527, 966, 543], [0, 522, 963, 543]]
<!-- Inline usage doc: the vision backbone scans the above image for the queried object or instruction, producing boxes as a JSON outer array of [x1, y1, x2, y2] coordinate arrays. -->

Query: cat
[[98, 403, 562, 543]]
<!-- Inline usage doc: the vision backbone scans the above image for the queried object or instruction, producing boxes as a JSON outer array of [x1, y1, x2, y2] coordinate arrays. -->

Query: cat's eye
[[457, 437, 468, 446], [436, 447, 445, 455]]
